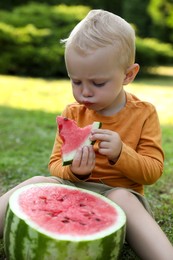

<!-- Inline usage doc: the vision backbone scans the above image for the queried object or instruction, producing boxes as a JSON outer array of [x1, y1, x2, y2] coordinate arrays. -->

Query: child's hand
[[90, 129, 122, 163], [70, 145, 95, 176]]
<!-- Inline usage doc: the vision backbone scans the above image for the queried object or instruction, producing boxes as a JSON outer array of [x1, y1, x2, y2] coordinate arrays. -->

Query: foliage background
[[0, 0, 173, 77]]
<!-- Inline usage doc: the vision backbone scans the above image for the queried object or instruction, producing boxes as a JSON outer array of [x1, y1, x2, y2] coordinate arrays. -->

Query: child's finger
[[72, 148, 83, 167]]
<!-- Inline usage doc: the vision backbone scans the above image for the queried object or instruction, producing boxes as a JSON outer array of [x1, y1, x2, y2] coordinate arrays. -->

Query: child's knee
[[26, 176, 60, 185], [107, 188, 135, 205]]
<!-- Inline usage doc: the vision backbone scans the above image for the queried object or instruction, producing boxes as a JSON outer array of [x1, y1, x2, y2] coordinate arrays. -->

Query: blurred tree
[[122, 0, 152, 38], [0, 2, 172, 77], [148, 0, 173, 43], [1, 0, 172, 43], [80, 0, 123, 14], [0, 0, 122, 14]]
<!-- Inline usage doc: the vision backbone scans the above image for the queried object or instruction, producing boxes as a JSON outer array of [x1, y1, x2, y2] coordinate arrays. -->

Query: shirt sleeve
[[114, 107, 164, 185]]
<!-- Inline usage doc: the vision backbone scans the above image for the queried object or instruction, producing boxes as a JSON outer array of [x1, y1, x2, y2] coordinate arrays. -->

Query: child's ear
[[123, 63, 140, 85]]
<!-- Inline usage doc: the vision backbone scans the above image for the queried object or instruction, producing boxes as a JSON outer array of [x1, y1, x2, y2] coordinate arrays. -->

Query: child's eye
[[93, 82, 105, 87], [72, 80, 81, 85]]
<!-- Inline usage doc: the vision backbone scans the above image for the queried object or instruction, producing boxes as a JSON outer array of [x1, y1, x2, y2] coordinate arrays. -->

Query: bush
[[136, 37, 173, 73], [0, 3, 172, 77], [0, 3, 90, 77]]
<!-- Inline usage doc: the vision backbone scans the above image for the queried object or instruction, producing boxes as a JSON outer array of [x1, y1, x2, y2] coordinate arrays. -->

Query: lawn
[[0, 68, 173, 259]]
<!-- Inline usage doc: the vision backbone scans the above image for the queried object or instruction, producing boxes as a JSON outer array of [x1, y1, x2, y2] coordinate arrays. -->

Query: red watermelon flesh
[[19, 185, 117, 236], [57, 116, 101, 165]]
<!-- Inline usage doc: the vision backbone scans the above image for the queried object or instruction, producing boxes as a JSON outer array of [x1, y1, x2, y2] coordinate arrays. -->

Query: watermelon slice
[[4, 183, 126, 260], [57, 116, 102, 166]]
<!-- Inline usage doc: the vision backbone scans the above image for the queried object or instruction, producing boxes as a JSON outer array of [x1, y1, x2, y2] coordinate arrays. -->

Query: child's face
[[65, 45, 126, 116]]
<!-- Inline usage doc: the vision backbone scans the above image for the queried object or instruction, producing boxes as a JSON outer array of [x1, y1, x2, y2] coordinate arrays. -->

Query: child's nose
[[82, 85, 93, 97]]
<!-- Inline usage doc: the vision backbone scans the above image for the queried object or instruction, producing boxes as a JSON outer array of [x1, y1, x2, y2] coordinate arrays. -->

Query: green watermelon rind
[[4, 183, 126, 260], [62, 121, 102, 166]]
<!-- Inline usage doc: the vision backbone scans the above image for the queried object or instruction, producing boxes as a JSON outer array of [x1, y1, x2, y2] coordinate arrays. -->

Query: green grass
[[0, 69, 173, 259]]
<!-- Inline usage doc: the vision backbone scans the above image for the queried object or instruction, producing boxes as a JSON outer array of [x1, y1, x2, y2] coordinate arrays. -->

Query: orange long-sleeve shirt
[[49, 92, 164, 195]]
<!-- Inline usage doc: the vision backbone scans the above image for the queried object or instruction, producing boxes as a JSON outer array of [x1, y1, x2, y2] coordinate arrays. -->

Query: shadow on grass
[[135, 74, 173, 88], [137, 66, 173, 82]]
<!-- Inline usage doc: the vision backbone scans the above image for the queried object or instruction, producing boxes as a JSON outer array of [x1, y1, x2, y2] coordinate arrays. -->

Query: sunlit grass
[[0, 76, 74, 113], [127, 80, 173, 124], [0, 70, 172, 124]]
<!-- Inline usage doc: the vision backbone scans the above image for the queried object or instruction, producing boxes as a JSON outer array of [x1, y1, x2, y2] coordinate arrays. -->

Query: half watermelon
[[57, 116, 102, 166], [4, 183, 126, 260]]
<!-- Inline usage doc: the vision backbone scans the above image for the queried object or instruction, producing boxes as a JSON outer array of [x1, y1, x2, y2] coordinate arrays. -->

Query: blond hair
[[62, 9, 136, 69]]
